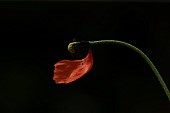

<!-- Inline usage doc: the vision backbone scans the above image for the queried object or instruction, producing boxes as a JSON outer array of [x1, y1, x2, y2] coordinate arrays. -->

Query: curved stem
[[89, 40, 170, 101]]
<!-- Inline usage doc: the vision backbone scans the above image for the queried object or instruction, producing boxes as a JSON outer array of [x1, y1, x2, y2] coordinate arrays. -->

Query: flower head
[[53, 42, 93, 84]]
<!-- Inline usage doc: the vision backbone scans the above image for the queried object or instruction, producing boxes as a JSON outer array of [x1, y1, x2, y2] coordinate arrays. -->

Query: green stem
[[89, 40, 170, 101]]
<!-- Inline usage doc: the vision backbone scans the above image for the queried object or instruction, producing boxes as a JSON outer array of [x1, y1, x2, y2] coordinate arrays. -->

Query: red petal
[[53, 50, 93, 84]]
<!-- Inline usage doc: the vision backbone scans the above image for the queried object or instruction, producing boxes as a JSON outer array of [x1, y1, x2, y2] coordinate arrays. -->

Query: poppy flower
[[53, 50, 93, 84]]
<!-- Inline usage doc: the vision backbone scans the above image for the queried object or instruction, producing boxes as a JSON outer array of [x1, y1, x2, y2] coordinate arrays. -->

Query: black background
[[0, 2, 170, 113]]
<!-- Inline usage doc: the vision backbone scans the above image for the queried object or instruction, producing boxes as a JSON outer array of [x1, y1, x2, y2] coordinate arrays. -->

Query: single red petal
[[53, 50, 93, 84]]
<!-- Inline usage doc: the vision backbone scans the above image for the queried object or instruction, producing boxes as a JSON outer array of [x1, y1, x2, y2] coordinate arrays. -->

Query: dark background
[[0, 2, 169, 113]]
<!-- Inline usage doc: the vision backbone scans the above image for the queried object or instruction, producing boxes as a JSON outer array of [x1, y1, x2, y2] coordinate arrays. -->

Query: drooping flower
[[53, 50, 93, 84], [53, 40, 170, 101]]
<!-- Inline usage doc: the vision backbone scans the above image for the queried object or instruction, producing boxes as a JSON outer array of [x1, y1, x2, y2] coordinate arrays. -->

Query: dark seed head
[[68, 41, 90, 59]]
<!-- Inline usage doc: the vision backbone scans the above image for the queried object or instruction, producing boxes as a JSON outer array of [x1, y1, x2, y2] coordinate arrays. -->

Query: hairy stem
[[89, 40, 170, 101]]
